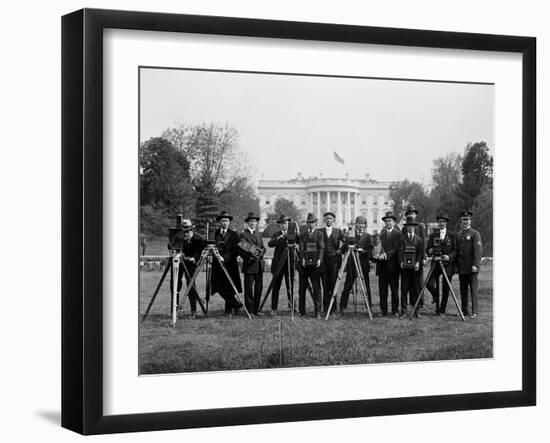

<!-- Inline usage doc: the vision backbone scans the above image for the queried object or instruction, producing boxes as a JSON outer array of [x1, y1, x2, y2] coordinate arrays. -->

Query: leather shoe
[[470, 313, 477, 319]]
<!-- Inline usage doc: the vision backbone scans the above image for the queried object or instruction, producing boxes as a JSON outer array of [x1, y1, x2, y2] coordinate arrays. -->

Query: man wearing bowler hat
[[456, 210, 483, 318], [212, 211, 243, 316], [267, 214, 293, 314], [398, 215, 425, 317], [320, 211, 344, 314], [167, 219, 204, 318], [240, 212, 266, 316], [377, 211, 403, 316], [425, 212, 457, 315], [298, 213, 324, 318]]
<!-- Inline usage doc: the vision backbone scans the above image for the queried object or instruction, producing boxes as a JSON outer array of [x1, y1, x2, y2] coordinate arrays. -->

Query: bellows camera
[[432, 236, 442, 256], [402, 245, 417, 269], [168, 214, 185, 250], [304, 241, 319, 267], [287, 221, 298, 245]]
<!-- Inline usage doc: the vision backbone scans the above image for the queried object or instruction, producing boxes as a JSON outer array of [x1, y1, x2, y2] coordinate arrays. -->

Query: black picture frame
[[62, 8, 536, 435]]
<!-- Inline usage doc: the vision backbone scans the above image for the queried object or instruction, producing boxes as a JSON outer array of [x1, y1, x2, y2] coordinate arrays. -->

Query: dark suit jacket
[[299, 229, 324, 272], [456, 227, 483, 274], [268, 230, 291, 274], [320, 227, 344, 257], [342, 231, 373, 270], [398, 233, 425, 271], [377, 227, 403, 274], [212, 228, 242, 293], [180, 233, 205, 273], [239, 228, 266, 274], [426, 230, 456, 274]]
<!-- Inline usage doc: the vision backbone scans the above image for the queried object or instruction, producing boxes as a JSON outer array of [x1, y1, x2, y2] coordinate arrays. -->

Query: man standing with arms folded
[[377, 211, 403, 317], [425, 212, 456, 316], [298, 213, 324, 319], [240, 212, 266, 317], [456, 210, 483, 318], [320, 211, 344, 315]]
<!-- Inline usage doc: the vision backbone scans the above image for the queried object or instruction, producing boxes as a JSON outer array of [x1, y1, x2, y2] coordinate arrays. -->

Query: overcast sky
[[140, 68, 494, 185]]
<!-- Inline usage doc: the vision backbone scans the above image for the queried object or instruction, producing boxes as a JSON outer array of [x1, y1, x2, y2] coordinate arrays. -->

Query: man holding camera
[[340, 215, 373, 314], [376, 211, 403, 316], [212, 211, 243, 316], [425, 212, 456, 316], [240, 212, 266, 316], [456, 210, 483, 318], [398, 216, 425, 317], [167, 219, 204, 318], [298, 213, 324, 318], [267, 215, 294, 314], [320, 211, 344, 315]]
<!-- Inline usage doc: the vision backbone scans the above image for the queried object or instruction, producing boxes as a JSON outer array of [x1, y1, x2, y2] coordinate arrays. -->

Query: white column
[[316, 192, 321, 219], [326, 191, 330, 213], [309, 192, 313, 213], [337, 191, 342, 224], [355, 192, 360, 220], [347, 191, 351, 224]]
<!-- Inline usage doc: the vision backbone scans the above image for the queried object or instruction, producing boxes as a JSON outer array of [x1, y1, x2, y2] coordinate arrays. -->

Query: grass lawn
[[139, 262, 493, 374]]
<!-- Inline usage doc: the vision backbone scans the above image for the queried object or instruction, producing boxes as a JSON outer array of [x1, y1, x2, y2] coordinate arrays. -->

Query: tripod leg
[[171, 255, 180, 327], [213, 253, 252, 319], [408, 262, 435, 320], [259, 252, 288, 312], [288, 249, 295, 320], [142, 260, 171, 322], [352, 251, 373, 320], [440, 262, 465, 321], [179, 251, 208, 311], [326, 250, 350, 320], [178, 258, 208, 316]]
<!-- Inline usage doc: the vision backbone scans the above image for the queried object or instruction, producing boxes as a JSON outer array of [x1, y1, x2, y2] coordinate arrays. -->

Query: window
[[362, 194, 366, 204], [372, 210, 378, 224], [373, 195, 378, 205]]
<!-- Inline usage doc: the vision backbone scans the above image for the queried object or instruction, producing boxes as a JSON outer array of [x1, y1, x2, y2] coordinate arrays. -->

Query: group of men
[[167, 205, 483, 320]]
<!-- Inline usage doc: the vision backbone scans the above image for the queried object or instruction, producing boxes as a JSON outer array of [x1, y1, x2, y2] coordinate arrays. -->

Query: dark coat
[[180, 232, 205, 275], [426, 230, 456, 274], [211, 227, 242, 293], [299, 228, 324, 273], [401, 223, 425, 241], [342, 231, 372, 270], [398, 233, 425, 271], [456, 227, 483, 274], [239, 228, 266, 274], [376, 227, 403, 274], [319, 226, 344, 272], [268, 230, 295, 274]]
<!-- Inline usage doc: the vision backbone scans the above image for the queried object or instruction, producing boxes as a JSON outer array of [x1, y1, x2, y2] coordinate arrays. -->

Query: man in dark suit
[[377, 211, 403, 316], [398, 216, 425, 317], [425, 212, 457, 315], [456, 210, 483, 318], [267, 215, 293, 314], [298, 213, 324, 318], [211, 211, 243, 316], [167, 219, 204, 318], [340, 215, 373, 314], [401, 204, 426, 305], [239, 212, 266, 316], [319, 211, 344, 314]]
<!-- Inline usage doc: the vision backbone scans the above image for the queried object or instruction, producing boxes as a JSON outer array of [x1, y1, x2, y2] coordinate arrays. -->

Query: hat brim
[[436, 216, 450, 222], [277, 218, 291, 223], [405, 210, 419, 215], [382, 216, 397, 221], [323, 212, 336, 218], [244, 216, 260, 222], [216, 214, 233, 221], [182, 225, 194, 231], [404, 222, 418, 226], [306, 218, 318, 223]]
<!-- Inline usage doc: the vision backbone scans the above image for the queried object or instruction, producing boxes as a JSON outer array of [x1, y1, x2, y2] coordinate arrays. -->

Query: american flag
[[333, 151, 345, 165]]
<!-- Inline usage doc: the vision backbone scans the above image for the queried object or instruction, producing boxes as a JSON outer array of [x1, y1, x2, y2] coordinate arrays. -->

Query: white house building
[[258, 173, 395, 233]]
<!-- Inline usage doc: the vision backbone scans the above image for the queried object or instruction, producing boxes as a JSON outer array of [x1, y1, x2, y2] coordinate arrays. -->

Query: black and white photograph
[[138, 67, 494, 374]]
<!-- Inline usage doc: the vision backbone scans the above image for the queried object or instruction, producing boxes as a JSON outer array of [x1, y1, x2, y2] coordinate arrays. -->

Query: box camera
[[432, 236, 442, 256], [304, 241, 319, 267], [402, 244, 417, 269], [168, 214, 185, 250], [286, 221, 298, 245], [346, 223, 357, 246]]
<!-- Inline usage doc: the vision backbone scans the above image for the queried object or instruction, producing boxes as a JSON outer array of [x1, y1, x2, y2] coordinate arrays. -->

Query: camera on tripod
[[286, 221, 298, 245], [168, 214, 185, 252], [345, 223, 357, 246], [431, 237, 442, 257]]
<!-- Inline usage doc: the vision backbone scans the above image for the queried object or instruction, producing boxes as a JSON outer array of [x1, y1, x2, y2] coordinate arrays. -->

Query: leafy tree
[[429, 152, 464, 224], [472, 185, 493, 256], [389, 180, 434, 223], [139, 137, 194, 234], [266, 198, 301, 223], [218, 176, 260, 229], [458, 141, 493, 209]]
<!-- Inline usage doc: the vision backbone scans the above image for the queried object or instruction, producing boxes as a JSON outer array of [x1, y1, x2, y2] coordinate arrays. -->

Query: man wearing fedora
[[240, 212, 266, 316], [267, 215, 293, 314], [401, 204, 426, 306], [456, 210, 483, 318], [425, 212, 457, 315], [398, 215, 425, 317], [340, 215, 373, 314], [168, 219, 205, 318], [212, 211, 244, 316], [298, 213, 324, 318], [377, 211, 403, 316], [320, 211, 344, 314]]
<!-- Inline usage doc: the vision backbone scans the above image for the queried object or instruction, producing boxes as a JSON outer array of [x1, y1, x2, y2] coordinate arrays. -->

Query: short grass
[[139, 263, 493, 374]]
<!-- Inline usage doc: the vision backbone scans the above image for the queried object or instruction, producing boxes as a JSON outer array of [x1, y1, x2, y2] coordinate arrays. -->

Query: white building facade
[[258, 173, 395, 233]]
